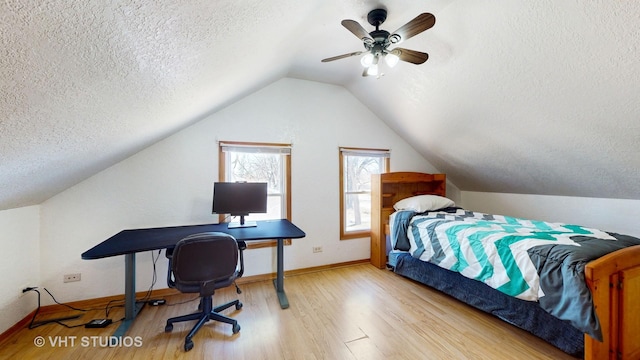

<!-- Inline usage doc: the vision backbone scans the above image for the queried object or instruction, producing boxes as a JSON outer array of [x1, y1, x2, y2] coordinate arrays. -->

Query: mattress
[[389, 208, 640, 341]]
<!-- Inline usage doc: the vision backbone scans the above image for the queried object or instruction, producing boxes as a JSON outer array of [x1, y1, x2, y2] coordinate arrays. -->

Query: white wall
[[461, 191, 640, 238], [38, 78, 441, 303], [0, 206, 40, 334]]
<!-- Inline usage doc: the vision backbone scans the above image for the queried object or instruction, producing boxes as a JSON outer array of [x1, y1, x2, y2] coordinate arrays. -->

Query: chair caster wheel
[[184, 340, 194, 352], [232, 323, 241, 334], [236, 302, 243, 310], [165, 324, 173, 332]]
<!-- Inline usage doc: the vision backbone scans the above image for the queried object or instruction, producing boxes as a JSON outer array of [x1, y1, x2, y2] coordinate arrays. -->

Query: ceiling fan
[[321, 9, 435, 77]]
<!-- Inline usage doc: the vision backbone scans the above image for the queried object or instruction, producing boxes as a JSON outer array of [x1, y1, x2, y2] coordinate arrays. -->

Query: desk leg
[[124, 253, 136, 320], [112, 253, 144, 338], [273, 238, 289, 309]]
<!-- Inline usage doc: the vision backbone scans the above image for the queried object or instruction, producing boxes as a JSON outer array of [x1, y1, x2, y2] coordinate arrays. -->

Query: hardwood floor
[[0, 264, 576, 359]]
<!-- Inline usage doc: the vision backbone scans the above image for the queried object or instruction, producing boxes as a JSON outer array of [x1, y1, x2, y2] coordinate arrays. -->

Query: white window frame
[[339, 147, 390, 240], [219, 141, 292, 248]]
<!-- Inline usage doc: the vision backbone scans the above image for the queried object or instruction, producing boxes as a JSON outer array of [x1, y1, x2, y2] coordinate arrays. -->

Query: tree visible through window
[[339, 147, 390, 239], [219, 141, 291, 248]]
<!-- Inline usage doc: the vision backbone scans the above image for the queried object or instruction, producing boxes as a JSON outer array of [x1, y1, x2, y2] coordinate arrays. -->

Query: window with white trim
[[339, 147, 390, 239], [218, 142, 292, 248]]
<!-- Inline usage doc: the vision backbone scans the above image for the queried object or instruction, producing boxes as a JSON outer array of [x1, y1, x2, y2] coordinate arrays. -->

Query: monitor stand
[[227, 215, 257, 229]]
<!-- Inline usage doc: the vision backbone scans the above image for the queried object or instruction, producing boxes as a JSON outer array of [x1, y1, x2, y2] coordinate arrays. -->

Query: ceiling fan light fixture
[[384, 52, 399, 68], [366, 63, 379, 76], [361, 53, 375, 67], [366, 54, 380, 76]]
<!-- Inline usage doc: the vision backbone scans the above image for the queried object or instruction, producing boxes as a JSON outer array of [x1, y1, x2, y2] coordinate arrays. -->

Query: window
[[339, 147, 390, 239], [219, 141, 291, 248]]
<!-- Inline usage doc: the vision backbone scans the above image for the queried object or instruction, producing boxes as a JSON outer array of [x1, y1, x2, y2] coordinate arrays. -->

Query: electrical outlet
[[312, 246, 323, 253], [63, 273, 81, 283]]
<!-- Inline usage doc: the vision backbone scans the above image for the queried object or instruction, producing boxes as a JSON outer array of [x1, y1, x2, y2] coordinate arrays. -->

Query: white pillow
[[393, 195, 455, 212]]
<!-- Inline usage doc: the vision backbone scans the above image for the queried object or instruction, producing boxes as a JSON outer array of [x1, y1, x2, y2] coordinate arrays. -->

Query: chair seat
[[172, 277, 236, 295]]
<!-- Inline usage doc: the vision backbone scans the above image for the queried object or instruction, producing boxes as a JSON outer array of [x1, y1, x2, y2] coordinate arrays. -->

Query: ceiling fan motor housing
[[366, 9, 392, 51], [370, 29, 390, 42]]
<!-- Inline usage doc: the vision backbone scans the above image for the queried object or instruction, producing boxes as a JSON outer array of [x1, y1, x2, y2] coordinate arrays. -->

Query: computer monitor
[[212, 182, 268, 228]]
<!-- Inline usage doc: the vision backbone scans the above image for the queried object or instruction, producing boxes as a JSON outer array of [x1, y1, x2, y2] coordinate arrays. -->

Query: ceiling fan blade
[[390, 13, 435, 44], [321, 51, 363, 62], [390, 48, 429, 64], [341, 20, 374, 44]]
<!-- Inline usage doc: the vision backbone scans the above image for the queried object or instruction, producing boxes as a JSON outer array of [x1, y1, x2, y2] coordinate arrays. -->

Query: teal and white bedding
[[390, 208, 640, 340]]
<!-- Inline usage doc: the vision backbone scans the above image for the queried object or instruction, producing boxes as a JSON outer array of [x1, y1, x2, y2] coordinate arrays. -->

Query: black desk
[[82, 219, 305, 337]]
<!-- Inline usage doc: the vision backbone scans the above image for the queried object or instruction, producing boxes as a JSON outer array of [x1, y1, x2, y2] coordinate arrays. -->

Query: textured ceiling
[[1, 0, 639, 211]]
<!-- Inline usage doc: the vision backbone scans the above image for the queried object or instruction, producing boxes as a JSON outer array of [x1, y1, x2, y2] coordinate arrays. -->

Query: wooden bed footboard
[[585, 244, 640, 360], [370, 171, 640, 360]]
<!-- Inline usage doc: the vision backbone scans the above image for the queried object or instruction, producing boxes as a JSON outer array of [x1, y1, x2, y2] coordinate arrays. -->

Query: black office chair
[[165, 232, 246, 351]]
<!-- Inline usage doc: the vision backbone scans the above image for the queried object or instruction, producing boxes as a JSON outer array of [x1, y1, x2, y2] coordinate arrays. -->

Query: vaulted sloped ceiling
[[1, 1, 639, 211]]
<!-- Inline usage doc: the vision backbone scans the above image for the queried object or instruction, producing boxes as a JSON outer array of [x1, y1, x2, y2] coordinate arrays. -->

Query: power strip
[[85, 319, 112, 328]]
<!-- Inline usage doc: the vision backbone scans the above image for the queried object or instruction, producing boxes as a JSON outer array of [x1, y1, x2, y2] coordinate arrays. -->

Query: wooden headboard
[[370, 172, 446, 268]]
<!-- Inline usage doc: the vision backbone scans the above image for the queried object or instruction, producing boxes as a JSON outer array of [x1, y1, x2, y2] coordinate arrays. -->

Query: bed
[[370, 172, 640, 359]]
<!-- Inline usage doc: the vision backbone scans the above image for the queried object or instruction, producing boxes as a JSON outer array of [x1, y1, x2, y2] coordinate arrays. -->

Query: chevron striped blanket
[[390, 208, 640, 340]]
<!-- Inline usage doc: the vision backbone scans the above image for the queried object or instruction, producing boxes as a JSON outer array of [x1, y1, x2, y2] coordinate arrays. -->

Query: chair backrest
[[170, 232, 239, 295]]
